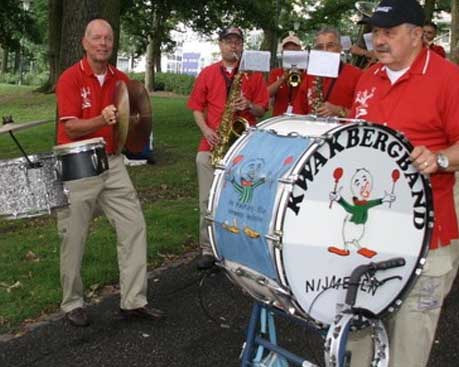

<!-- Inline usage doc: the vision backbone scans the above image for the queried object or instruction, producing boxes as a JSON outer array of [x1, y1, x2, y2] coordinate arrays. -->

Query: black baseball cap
[[368, 0, 425, 28], [219, 26, 244, 41]]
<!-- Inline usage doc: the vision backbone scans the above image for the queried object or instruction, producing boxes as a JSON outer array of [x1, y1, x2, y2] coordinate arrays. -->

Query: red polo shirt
[[350, 48, 459, 249], [56, 57, 129, 154], [187, 61, 269, 152], [292, 64, 362, 115], [268, 67, 303, 116], [429, 43, 446, 58]]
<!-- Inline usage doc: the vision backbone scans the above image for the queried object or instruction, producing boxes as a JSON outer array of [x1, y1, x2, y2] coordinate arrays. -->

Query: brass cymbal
[[0, 119, 51, 135], [125, 80, 153, 153], [113, 80, 130, 154]]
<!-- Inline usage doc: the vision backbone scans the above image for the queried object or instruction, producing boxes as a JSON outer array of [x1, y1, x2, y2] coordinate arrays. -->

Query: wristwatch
[[436, 153, 449, 170]]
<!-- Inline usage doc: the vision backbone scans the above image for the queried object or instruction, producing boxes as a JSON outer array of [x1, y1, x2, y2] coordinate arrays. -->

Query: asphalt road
[[0, 253, 458, 367]]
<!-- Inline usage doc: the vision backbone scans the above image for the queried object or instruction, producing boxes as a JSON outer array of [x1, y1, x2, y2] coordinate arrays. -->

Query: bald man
[[55, 18, 163, 327]]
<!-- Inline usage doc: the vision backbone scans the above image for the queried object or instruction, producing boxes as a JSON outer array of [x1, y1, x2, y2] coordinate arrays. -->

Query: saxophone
[[311, 76, 324, 114], [211, 64, 249, 167]]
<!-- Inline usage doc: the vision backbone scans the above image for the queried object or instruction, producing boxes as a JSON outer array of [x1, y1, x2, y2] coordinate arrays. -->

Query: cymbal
[[125, 80, 153, 153], [113, 80, 130, 154], [0, 119, 51, 135]]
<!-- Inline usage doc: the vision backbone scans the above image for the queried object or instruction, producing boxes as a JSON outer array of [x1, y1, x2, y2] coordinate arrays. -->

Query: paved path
[[1, 254, 458, 367]]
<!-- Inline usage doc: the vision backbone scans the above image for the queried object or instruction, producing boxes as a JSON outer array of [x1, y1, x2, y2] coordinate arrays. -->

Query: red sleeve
[[249, 72, 269, 109], [187, 70, 208, 112], [268, 68, 283, 86], [56, 68, 83, 121], [292, 78, 309, 114]]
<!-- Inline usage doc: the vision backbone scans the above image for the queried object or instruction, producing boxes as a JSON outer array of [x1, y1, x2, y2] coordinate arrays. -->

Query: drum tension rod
[[2, 116, 42, 169]]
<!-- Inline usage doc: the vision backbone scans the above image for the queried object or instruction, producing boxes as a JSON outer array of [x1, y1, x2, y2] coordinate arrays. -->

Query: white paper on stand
[[282, 51, 309, 69], [239, 51, 271, 72], [363, 33, 374, 51], [307, 50, 340, 78], [340, 36, 352, 51]]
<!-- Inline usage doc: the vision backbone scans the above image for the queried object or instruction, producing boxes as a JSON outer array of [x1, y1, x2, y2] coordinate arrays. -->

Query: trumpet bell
[[288, 70, 302, 88]]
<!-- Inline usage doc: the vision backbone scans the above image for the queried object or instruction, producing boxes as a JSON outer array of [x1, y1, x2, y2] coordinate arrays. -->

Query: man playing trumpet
[[187, 26, 269, 270], [267, 34, 305, 116]]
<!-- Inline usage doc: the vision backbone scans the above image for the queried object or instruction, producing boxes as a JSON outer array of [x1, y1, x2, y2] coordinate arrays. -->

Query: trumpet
[[287, 68, 302, 88]]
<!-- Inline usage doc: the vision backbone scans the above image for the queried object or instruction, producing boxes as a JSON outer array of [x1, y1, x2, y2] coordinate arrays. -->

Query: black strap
[[220, 65, 237, 99], [324, 61, 344, 102]]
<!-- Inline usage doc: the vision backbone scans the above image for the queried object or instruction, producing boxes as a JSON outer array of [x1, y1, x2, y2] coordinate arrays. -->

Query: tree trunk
[[13, 50, 20, 73], [1, 47, 8, 73], [99, 0, 121, 66], [452, 0, 459, 63], [145, 35, 155, 92], [261, 28, 276, 68], [37, 0, 62, 93], [424, 0, 436, 22]]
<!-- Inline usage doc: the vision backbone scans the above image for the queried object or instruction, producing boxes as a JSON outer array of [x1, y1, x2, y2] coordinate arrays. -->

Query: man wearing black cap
[[187, 26, 269, 270], [348, 1, 459, 366]]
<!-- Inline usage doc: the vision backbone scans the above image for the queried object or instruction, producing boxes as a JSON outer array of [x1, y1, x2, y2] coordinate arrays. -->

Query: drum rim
[[53, 137, 106, 155], [0, 152, 56, 167], [274, 121, 433, 328]]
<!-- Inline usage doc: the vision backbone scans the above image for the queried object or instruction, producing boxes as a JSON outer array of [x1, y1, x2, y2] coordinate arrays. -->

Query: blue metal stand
[[240, 302, 321, 367]]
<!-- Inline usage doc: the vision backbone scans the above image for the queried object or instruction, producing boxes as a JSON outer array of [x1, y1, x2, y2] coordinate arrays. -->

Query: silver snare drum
[[0, 153, 68, 219], [53, 138, 108, 181]]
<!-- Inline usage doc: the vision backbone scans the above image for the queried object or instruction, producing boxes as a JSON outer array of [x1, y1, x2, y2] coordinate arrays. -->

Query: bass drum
[[207, 115, 433, 329]]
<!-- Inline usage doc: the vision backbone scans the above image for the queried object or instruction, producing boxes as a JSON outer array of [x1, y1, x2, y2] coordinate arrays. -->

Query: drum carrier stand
[[239, 257, 406, 367]]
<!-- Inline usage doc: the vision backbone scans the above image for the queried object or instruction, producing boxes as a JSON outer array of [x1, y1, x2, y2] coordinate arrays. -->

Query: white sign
[[340, 36, 352, 51], [239, 51, 271, 72], [307, 50, 340, 78], [282, 50, 309, 69], [363, 32, 374, 51]]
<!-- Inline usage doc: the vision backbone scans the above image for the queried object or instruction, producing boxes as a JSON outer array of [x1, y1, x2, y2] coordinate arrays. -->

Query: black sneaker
[[196, 254, 215, 270], [66, 307, 90, 327], [120, 305, 165, 320]]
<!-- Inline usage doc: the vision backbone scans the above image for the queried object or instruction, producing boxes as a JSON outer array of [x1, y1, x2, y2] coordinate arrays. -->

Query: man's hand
[[202, 125, 220, 147], [102, 104, 118, 125], [410, 145, 438, 174], [232, 95, 252, 112], [316, 102, 345, 117]]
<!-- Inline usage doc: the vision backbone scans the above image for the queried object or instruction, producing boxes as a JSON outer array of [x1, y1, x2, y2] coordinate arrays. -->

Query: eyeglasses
[[222, 39, 243, 46], [314, 42, 339, 51]]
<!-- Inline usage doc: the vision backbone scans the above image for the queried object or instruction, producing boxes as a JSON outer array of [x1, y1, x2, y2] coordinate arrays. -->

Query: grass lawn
[[0, 84, 201, 333]]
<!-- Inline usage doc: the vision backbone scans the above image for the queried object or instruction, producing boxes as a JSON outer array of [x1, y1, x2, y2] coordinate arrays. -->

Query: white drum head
[[278, 122, 432, 327]]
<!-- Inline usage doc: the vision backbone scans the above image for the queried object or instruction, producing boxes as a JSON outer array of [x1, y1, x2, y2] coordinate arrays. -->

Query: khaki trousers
[[348, 177, 459, 367], [196, 151, 214, 255], [58, 155, 148, 312]]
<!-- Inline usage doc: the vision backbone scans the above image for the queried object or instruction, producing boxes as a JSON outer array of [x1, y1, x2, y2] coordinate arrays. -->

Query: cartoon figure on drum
[[328, 168, 396, 258], [55, 18, 163, 327], [229, 157, 266, 204]]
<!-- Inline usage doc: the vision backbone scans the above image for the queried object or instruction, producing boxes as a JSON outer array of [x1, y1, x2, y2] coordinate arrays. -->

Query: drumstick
[[329, 167, 344, 209], [389, 169, 400, 208]]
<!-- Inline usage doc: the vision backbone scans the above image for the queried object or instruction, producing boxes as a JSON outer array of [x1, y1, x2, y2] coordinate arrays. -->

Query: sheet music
[[307, 50, 340, 78], [363, 32, 374, 51], [282, 51, 309, 69], [340, 36, 352, 51], [239, 51, 271, 72]]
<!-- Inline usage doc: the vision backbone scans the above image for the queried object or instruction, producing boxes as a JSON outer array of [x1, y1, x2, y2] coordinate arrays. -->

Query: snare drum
[[208, 115, 433, 329], [53, 138, 108, 181], [0, 153, 68, 219]]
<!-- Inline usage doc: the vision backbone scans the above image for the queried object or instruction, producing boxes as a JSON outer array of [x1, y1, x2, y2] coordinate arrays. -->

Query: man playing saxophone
[[293, 27, 362, 117], [187, 26, 269, 270]]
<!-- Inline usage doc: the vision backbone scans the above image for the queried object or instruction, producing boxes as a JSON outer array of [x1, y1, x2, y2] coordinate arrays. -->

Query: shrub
[[127, 72, 195, 95]]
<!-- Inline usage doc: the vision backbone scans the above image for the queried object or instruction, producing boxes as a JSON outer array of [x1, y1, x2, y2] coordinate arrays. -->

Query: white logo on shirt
[[81, 87, 91, 109], [354, 87, 376, 119], [375, 6, 392, 13]]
